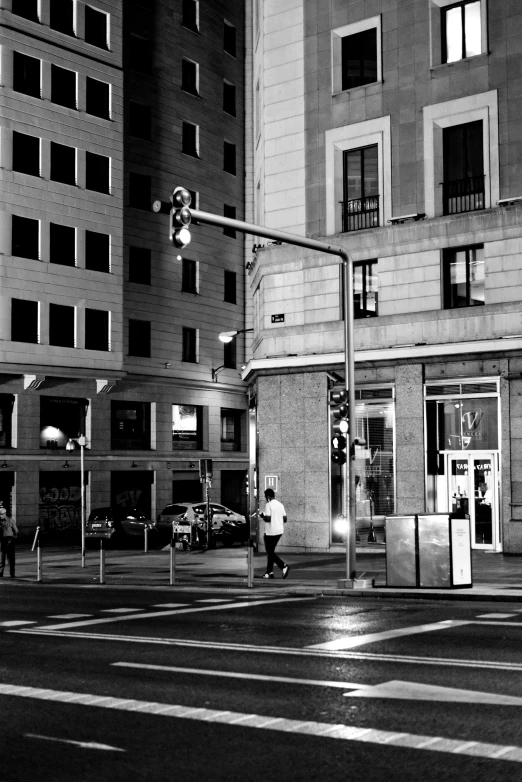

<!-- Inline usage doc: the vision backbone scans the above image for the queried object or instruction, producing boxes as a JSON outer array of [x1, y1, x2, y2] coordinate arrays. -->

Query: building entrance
[[446, 452, 499, 550]]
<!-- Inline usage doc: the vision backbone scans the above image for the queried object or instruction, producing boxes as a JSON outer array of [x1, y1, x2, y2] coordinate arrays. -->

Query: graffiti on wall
[[39, 474, 81, 531]]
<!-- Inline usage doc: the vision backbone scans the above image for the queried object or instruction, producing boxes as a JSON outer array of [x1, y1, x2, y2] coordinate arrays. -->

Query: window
[[182, 258, 198, 293], [443, 245, 484, 308], [223, 81, 236, 116], [223, 204, 236, 238], [442, 1, 481, 63], [12, 0, 39, 22], [182, 327, 197, 363], [224, 141, 236, 175], [221, 409, 242, 451], [50, 0, 75, 36], [129, 246, 151, 284], [50, 223, 76, 267], [128, 319, 151, 358], [85, 230, 110, 273], [172, 404, 203, 450], [11, 299, 39, 343], [341, 29, 377, 90], [85, 151, 110, 193], [0, 395, 15, 448], [111, 401, 150, 450], [224, 21, 236, 56], [12, 131, 40, 176], [50, 141, 76, 186], [85, 308, 109, 351], [49, 303, 75, 348], [51, 64, 77, 109], [129, 102, 151, 139], [130, 34, 152, 73], [13, 52, 41, 98], [182, 59, 199, 96], [182, 0, 198, 32], [353, 261, 378, 318], [129, 172, 151, 209], [443, 121, 484, 215], [223, 340, 236, 369], [12, 215, 39, 260], [40, 397, 88, 449], [86, 77, 110, 119], [342, 145, 379, 231], [182, 122, 199, 157], [84, 5, 108, 49], [224, 270, 236, 304]]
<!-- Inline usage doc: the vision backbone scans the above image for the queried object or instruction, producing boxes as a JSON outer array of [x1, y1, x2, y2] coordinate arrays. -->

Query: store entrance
[[446, 452, 499, 550]]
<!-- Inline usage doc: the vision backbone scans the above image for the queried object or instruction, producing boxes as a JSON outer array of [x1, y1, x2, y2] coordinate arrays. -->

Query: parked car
[[157, 502, 248, 547], [86, 507, 157, 546]]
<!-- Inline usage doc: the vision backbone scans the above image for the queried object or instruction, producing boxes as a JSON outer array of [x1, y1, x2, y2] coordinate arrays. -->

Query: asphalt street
[[2, 584, 522, 781]]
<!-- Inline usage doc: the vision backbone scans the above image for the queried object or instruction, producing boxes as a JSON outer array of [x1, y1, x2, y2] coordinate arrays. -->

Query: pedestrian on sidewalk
[[260, 488, 289, 579], [0, 506, 18, 579]]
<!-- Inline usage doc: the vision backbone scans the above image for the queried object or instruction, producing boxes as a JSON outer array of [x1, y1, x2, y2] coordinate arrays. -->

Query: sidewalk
[[6, 542, 522, 601]]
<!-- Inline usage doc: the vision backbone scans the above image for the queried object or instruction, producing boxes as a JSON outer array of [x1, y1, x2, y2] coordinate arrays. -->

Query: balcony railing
[[340, 195, 380, 233], [443, 175, 485, 215]]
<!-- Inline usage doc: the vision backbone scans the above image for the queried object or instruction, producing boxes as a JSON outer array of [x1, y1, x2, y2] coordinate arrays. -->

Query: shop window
[[85, 308, 109, 351], [51, 64, 77, 109], [182, 327, 197, 363], [182, 122, 199, 157], [111, 401, 150, 450], [353, 261, 378, 318], [128, 319, 151, 357], [11, 298, 39, 343], [12, 215, 39, 260], [50, 0, 75, 36], [332, 17, 382, 94], [129, 102, 151, 139], [182, 59, 199, 96], [111, 470, 153, 516], [85, 5, 109, 49], [224, 20, 236, 57], [50, 141, 76, 186], [224, 141, 236, 175], [86, 77, 110, 119], [50, 223, 76, 267], [0, 395, 15, 448], [182, 258, 198, 294], [221, 409, 242, 451], [40, 396, 88, 449], [12, 131, 40, 176], [130, 34, 152, 73], [442, 1, 481, 63], [182, 0, 199, 33], [443, 245, 484, 308], [85, 230, 110, 273], [86, 151, 110, 194], [342, 145, 379, 232], [224, 270, 236, 304], [172, 404, 203, 450], [12, 0, 39, 22], [129, 246, 151, 284], [223, 81, 236, 116], [49, 303, 75, 348], [443, 121, 484, 215], [129, 172, 151, 209], [223, 340, 236, 369], [223, 204, 236, 238], [13, 52, 41, 98]]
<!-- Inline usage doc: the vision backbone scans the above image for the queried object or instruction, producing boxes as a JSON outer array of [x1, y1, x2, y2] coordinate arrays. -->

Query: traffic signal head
[[330, 387, 349, 463], [170, 187, 192, 248], [331, 434, 347, 465]]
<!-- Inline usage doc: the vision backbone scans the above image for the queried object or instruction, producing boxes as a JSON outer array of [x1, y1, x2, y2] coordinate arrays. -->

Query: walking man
[[260, 488, 289, 579], [0, 506, 18, 578]]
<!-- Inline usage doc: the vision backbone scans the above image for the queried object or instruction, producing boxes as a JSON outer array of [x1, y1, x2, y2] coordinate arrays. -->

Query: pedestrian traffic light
[[331, 434, 347, 465], [170, 186, 192, 248], [330, 388, 348, 465]]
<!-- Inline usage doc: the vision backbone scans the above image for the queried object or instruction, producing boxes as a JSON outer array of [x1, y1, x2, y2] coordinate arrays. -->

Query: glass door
[[446, 452, 498, 550]]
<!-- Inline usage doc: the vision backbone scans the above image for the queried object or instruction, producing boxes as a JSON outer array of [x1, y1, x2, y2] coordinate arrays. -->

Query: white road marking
[[476, 613, 518, 619], [112, 661, 365, 690], [344, 680, 522, 706], [195, 599, 233, 603], [150, 603, 189, 608], [0, 621, 36, 627], [48, 614, 93, 620], [0, 684, 519, 763], [25, 733, 124, 752], [307, 620, 471, 650], [100, 608, 145, 614], [40, 597, 315, 631]]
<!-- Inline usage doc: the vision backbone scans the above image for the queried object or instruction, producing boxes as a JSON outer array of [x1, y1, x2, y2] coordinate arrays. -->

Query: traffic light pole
[[178, 205, 359, 585]]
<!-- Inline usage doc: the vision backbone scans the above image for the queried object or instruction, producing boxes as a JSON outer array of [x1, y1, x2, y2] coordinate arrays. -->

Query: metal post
[[144, 524, 149, 553], [37, 536, 42, 582], [206, 480, 211, 550], [99, 538, 105, 584], [170, 534, 175, 585], [247, 537, 254, 588], [80, 439, 85, 569]]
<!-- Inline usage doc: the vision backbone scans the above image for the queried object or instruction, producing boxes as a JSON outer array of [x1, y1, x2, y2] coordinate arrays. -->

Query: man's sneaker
[[262, 572, 274, 579], [282, 564, 290, 579]]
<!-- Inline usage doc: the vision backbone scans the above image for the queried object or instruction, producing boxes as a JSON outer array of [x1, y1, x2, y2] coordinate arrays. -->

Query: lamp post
[[66, 435, 86, 568]]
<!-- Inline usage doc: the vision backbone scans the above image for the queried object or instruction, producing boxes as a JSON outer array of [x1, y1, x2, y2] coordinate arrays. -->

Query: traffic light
[[330, 388, 348, 465], [170, 186, 192, 248], [199, 458, 213, 482]]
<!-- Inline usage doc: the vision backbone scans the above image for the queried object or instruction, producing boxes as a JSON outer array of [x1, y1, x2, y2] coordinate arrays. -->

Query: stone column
[[395, 364, 425, 515]]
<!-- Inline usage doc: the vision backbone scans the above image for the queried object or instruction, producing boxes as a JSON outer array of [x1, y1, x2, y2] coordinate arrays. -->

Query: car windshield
[[162, 505, 188, 515]]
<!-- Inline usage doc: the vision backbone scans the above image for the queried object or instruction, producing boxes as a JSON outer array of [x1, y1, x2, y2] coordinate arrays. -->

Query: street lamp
[[66, 435, 86, 568], [219, 328, 254, 343]]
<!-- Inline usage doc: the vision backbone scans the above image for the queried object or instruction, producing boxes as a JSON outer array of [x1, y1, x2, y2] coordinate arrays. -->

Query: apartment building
[[245, 0, 522, 554], [0, 0, 247, 537]]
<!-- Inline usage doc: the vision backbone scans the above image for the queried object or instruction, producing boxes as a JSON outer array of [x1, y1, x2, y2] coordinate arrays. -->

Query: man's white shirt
[[263, 498, 286, 536]]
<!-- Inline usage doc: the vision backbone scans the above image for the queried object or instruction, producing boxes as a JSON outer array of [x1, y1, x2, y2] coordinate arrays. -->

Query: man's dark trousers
[[0, 538, 15, 577]]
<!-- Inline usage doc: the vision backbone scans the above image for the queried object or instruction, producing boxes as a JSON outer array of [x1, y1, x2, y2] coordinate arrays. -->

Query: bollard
[[144, 524, 149, 553], [37, 536, 42, 582], [100, 538, 105, 584], [247, 537, 254, 589], [170, 534, 175, 585]]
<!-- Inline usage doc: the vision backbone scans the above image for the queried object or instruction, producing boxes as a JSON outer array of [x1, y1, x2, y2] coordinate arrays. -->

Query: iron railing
[[443, 175, 485, 215], [340, 195, 380, 232]]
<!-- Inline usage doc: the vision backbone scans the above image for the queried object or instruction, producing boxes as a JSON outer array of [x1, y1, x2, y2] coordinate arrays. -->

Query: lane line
[[100, 609, 145, 614], [12, 628, 522, 672], [307, 620, 471, 650], [25, 733, 124, 752], [0, 621, 36, 627], [476, 613, 517, 619], [48, 614, 93, 620], [39, 597, 315, 631], [1, 684, 520, 763], [195, 599, 233, 603], [150, 603, 189, 608]]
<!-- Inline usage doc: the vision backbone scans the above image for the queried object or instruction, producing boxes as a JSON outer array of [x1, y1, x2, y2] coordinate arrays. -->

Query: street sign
[[265, 475, 278, 492]]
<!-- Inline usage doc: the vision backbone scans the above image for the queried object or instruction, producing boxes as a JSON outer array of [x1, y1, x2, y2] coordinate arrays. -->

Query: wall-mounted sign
[[271, 314, 285, 323], [265, 475, 278, 492]]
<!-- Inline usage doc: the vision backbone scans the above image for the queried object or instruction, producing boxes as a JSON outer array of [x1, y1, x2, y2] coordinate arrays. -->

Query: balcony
[[443, 175, 485, 216], [341, 195, 380, 233]]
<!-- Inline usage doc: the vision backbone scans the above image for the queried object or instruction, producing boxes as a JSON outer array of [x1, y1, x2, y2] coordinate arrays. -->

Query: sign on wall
[[265, 475, 278, 492]]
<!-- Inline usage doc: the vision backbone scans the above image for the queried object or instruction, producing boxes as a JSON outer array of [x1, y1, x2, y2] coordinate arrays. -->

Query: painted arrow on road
[[344, 680, 522, 706], [25, 734, 125, 751]]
